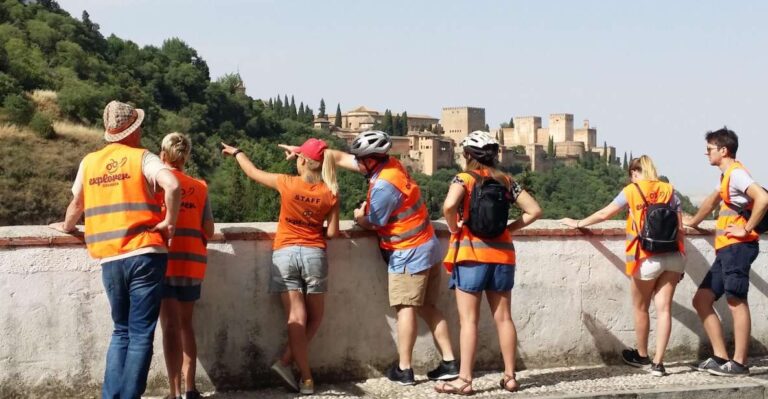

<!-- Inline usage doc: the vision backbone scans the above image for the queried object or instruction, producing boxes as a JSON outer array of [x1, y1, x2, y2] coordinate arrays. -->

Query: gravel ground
[[145, 357, 768, 398]]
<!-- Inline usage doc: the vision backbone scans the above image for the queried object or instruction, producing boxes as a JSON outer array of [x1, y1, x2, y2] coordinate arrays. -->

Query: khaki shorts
[[388, 263, 441, 307]]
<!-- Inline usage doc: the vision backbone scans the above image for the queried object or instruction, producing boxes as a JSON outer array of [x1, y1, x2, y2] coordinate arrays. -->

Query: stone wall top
[[0, 220, 719, 248]]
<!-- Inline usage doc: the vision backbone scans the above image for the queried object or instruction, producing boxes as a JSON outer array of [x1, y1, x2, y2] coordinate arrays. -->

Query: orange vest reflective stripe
[[716, 162, 759, 250], [623, 181, 684, 276], [161, 170, 208, 279], [366, 157, 434, 250], [82, 144, 165, 259], [443, 170, 516, 273]]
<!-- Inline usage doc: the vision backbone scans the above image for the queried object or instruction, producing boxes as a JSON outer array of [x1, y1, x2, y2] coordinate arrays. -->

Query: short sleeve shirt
[[274, 174, 338, 250], [73, 150, 170, 264], [367, 164, 440, 274], [718, 168, 755, 208]]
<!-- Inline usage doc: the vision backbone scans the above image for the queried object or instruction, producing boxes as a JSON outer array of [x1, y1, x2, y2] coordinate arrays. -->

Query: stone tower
[[441, 107, 485, 146]]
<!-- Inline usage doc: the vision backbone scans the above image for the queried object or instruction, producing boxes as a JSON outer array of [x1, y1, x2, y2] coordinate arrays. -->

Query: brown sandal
[[434, 377, 474, 395], [500, 373, 519, 392]]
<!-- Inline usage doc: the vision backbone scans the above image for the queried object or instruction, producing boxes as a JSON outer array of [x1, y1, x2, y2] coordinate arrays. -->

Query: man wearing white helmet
[[280, 130, 458, 385]]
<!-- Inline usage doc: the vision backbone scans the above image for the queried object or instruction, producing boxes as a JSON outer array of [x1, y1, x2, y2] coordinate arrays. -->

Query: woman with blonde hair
[[221, 138, 339, 395], [559, 155, 686, 377], [157, 132, 215, 399], [437, 131, 542, 395]]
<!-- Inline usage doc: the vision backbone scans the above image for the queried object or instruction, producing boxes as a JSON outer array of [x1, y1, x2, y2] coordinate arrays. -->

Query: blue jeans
[[101, 253, 166, 399]]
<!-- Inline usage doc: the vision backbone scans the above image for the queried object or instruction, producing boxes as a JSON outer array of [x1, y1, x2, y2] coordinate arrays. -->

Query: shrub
[[2, 93, 34, 125], [29, 112, 55, 139]]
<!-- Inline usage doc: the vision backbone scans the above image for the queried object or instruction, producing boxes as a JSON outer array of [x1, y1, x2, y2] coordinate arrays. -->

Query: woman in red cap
[[222, 138, 339, 395]]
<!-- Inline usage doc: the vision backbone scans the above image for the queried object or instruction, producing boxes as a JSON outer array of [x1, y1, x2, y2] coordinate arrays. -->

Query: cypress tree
[[319, 98, 326, 118], [334, 103, 342, 127], [547, 136, 555, 157]]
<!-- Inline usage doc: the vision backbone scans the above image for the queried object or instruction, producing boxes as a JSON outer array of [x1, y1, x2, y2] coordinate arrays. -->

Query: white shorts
[[635, 252, 686, 281]]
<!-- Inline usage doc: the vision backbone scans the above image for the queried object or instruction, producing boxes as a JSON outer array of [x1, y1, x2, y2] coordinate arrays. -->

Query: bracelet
[[232, 149, 242, 157]]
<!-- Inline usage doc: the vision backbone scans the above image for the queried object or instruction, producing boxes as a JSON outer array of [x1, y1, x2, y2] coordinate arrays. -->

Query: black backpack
[[725, 186, 768, 234], [464, 171, 512, 238], [633, 183, 679, 253]]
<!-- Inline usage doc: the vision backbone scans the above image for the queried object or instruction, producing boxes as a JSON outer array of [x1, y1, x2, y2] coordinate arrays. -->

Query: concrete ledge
[[0, 220, 720, 248]]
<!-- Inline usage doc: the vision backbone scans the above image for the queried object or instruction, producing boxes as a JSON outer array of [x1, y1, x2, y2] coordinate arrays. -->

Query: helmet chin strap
[[363, 155, 388, 179]]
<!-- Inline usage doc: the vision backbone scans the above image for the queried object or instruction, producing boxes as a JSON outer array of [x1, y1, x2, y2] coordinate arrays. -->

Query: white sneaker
[[299, 378, 314, 395], [271, 361, 299, 391]]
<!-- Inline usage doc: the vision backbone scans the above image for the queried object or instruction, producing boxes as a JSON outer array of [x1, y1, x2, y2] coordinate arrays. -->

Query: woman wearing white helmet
[[438, 131, 542, 395]]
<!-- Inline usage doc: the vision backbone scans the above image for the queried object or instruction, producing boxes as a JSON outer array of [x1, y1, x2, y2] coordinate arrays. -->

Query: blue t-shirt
[[367, 171, 440, 274]]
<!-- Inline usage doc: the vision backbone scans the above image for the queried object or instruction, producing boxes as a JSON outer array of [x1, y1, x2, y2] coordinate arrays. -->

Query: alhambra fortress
[[313, 106, 617, 175]]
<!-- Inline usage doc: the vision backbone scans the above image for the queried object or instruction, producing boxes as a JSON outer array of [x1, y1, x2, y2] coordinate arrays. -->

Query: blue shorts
[[449, 263, 515, 293], [162, 281, 202, 302], [699, 242, 759, 300]]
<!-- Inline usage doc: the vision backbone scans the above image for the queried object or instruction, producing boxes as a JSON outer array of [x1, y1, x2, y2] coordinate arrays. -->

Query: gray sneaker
[[708, 360, 750, 377], [696, 357, 724, 372], [271, 360, 299, 391]]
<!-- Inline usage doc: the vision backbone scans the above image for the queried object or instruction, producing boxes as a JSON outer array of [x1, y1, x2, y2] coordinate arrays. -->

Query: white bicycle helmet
[[461, 131, 499, 164], [350, 130, 392, 157], [460, 130, 498, 148]]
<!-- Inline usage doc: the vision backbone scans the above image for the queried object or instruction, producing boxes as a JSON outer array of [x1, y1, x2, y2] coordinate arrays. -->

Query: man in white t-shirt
[[685, 127, 768, 376], [49, 101, 181, 398]]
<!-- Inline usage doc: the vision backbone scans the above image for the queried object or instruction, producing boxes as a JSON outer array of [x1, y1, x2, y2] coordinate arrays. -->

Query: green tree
[[623, 152, 628, 170], [602, 141, 608, 163], [2, 93, 34, 125], [318, 98, 326, 118], [509, 116, 515, 128], [334, 103, 342, 127], [547, 136, 555, 157]]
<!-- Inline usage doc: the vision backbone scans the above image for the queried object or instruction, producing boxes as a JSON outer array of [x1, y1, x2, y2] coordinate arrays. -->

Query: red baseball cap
[[296, 138, 328, 162]]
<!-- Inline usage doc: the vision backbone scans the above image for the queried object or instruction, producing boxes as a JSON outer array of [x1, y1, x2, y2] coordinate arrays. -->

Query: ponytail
[[321, 150, 338, 196], [465, 158, 512, 190], [628, 155, 659, 181]]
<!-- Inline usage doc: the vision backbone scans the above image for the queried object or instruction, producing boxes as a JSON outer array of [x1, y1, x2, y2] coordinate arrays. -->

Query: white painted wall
[[0, 221, 766, 395]]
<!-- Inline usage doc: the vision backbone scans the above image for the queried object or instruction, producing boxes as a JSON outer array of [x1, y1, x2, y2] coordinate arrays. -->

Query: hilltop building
[[328, 105, 617, 175]]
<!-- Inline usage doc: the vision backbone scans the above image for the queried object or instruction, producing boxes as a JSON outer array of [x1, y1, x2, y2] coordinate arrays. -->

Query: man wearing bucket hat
[[50, 100, 181, 398]]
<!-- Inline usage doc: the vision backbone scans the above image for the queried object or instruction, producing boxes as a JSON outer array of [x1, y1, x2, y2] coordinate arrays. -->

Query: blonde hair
[[628, 155, 659, 181], [161, 132, 192, 169], [465, 158, 512, 190], [302, 151, 338, 196]]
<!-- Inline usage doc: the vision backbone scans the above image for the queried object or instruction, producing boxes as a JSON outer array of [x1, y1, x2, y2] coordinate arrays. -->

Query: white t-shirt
[[717, 168, 755, 208], [73, 150, 170, 263]]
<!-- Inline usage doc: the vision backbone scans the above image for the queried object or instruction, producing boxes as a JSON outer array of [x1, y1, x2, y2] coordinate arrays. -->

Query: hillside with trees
[[0, 0, 696, 226]]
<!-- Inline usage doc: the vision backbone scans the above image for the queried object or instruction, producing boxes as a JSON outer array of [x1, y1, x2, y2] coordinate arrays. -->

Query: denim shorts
[[449, 263, 515, 293], [270, 246, 328, 294], [699, 242, 759, 300], [162, 276, 202, 302]]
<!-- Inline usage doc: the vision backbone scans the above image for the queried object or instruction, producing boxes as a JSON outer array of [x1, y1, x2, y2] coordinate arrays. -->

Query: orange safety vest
[[82, 144, 165, 259], [160, 170, 209, 279], [366, 157, 434, 250], [715, 162, 759, 250], [623, 180, 684, 276], [443, 170, 516, 273]]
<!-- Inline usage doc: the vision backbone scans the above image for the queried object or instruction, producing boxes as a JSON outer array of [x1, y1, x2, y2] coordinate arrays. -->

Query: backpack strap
[[465, 171, 484, 184], [632, 183, 649, 207]]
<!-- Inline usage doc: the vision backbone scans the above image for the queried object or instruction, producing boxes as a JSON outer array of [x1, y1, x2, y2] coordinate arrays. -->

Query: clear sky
[[57, 0, 767, 199]]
